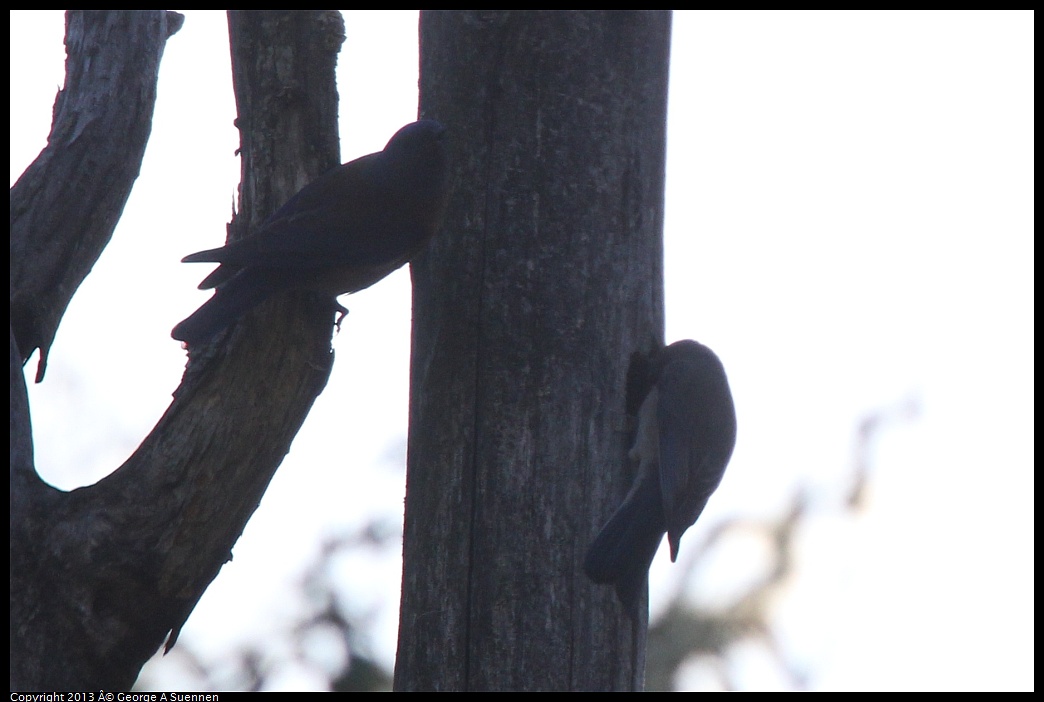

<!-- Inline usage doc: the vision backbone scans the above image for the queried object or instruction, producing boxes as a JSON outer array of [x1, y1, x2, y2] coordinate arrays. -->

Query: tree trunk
[[396, 10, 671, 691]]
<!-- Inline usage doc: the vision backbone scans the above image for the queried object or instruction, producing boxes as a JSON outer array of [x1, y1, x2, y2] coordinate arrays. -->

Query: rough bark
[[396, 10, 671, 691]]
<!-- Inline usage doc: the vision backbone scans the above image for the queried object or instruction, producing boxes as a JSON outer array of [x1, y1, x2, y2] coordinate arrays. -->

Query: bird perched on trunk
[[585, 339, 737, 614], [172, 120, 449, 346]]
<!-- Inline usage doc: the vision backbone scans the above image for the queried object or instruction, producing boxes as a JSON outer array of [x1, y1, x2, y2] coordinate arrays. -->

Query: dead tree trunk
[[396, 10, 671, 691]]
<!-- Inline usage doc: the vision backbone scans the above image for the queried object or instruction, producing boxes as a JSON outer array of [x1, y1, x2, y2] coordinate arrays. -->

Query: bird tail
[[584, 478, 666, 614], [181, 247, 237, 290], [181, 247, 225, 264], [171, 270, 277, 345]]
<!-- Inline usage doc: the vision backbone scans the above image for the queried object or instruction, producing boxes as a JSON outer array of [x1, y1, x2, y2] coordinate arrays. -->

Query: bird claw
[[333, 301, 349, 333]]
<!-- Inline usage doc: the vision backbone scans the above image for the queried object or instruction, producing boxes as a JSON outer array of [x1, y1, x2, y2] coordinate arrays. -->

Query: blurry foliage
[[136, 523, 398, 692], [138, 397, 918, 691], [645, 496, 809, 691], [646, 394, 920, 691]]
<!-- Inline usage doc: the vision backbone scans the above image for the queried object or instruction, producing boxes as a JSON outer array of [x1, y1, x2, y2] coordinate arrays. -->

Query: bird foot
[[333, 301, 349, 333]]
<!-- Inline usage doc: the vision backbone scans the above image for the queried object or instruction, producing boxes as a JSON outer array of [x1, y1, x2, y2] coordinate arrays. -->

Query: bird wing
[[229, 154, 409, 266], [657, 350, 735, 560]]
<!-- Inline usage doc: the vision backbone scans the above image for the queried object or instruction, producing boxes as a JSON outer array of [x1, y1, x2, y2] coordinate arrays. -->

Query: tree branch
[[9, 10, 348, 690], [10, 10, 183, 382]]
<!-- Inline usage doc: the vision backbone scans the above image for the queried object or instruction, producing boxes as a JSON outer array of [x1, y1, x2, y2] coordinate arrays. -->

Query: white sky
[[10, 10, 1033, 692]]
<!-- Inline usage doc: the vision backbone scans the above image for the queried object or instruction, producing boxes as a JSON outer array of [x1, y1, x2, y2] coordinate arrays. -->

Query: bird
[[584, 339, 737, 614], [171, 119, 450, 346]]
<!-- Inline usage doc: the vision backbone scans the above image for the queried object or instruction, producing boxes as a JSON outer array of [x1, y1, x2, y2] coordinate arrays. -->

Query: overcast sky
[[10, 10, 1033, 691]]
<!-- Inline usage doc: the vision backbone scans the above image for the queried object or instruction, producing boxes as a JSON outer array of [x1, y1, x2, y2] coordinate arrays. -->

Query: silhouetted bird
[[585, 339, 737, 614], [172, 120, 449, 345]]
